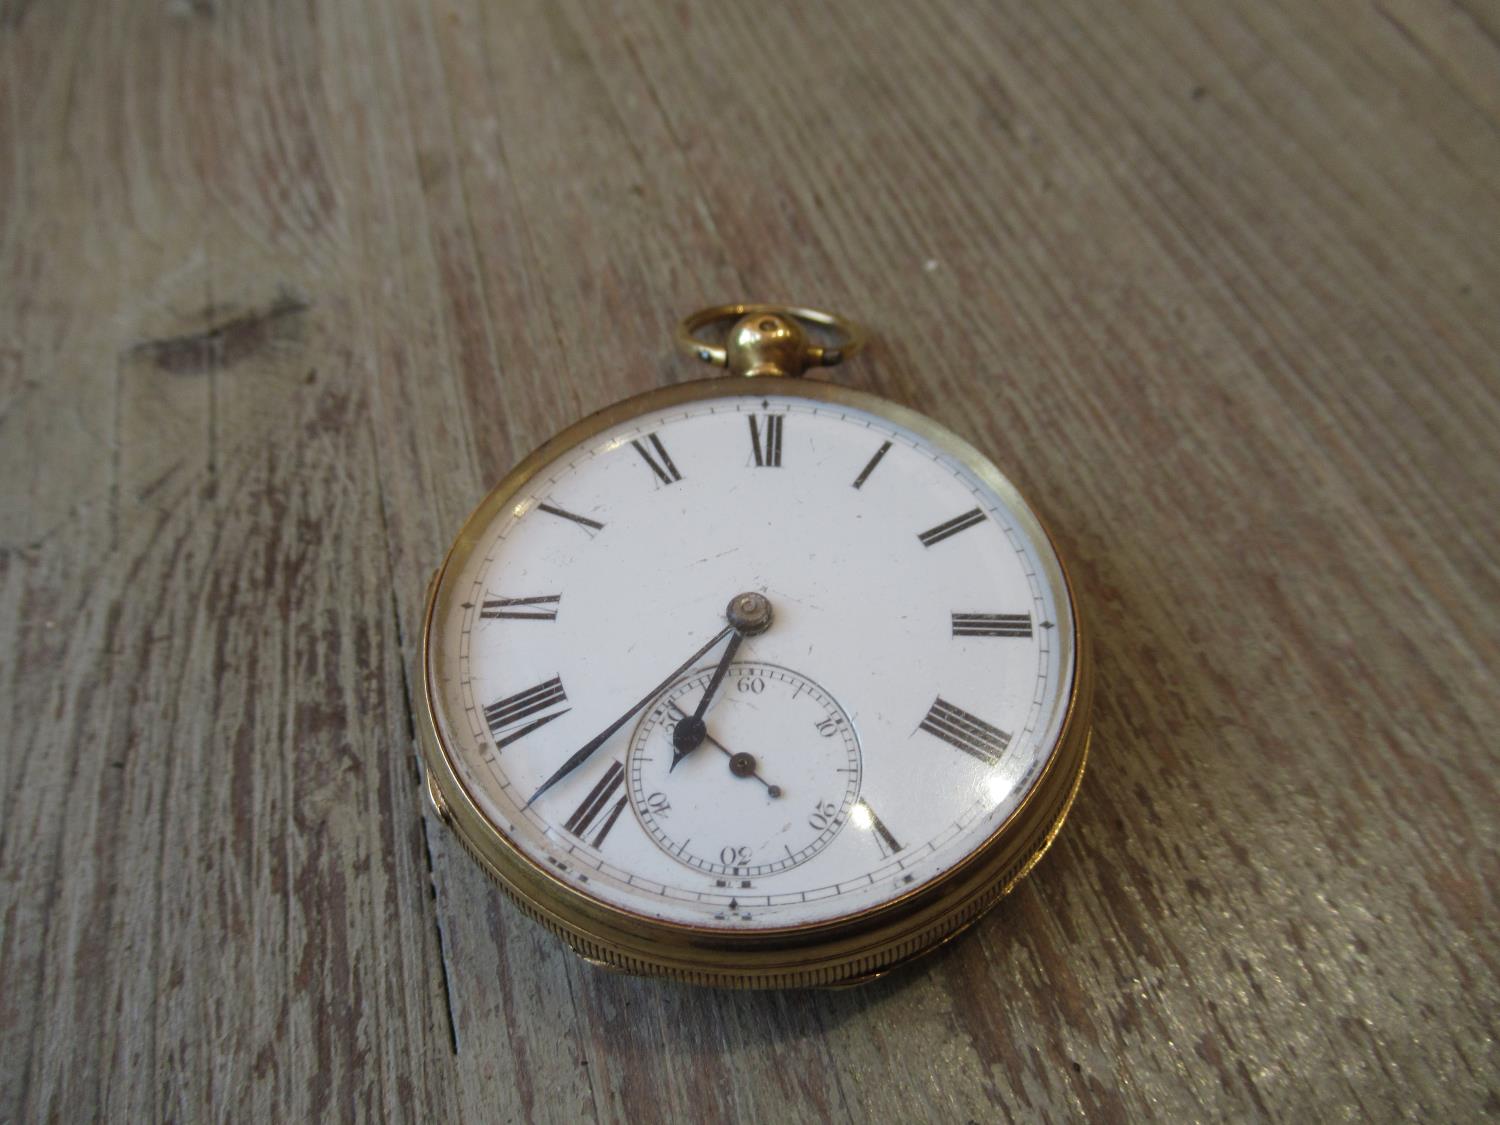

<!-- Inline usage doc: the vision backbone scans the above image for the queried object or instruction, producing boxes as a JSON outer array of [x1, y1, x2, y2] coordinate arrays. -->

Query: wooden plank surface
[[2, 0, 1497, 1120]]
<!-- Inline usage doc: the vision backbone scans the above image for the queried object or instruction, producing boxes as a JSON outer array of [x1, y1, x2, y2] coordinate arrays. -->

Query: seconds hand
[[666, 700, 783, 798], [525, 592, 774, 807]]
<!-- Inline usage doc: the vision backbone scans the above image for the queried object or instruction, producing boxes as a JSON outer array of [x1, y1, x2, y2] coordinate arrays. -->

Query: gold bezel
[[418, 376, 1093, 988]]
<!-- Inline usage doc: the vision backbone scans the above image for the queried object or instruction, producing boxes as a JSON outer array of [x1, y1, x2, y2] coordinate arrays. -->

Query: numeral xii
[[749, 414, 783, 467], [482, 594, 560, 621]]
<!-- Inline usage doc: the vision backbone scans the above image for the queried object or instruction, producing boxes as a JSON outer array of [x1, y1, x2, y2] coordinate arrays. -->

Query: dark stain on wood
[[131, 292, 309, 374], [0, 0, 37, 30]]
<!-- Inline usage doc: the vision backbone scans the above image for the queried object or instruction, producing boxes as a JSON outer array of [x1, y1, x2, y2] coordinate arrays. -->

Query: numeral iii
[[951, 612, 1031, 637]]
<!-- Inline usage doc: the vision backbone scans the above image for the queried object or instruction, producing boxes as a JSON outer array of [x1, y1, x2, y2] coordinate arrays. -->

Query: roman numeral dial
[[952, 612, 1032, 637], [485, 676, 570, 750], [919, 697, 1012, 765]]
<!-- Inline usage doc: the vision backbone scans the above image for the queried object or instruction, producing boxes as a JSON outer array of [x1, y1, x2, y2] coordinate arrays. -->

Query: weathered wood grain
[[2, 0, 1496, 1120]]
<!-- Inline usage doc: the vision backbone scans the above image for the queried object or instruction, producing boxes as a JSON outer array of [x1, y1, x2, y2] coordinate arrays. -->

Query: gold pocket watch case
[[419, 304, 1091, 987]]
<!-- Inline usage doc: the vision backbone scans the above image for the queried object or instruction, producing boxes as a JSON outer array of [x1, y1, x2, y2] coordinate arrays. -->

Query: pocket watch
[[418, 304, 1092, 988]]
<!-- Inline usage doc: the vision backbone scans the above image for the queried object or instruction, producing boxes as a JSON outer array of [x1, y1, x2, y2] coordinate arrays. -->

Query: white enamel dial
[[426, 388, 1075, 931]]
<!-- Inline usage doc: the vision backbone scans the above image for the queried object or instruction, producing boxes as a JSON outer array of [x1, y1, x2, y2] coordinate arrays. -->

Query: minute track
[[952, 611, 1032, 637]]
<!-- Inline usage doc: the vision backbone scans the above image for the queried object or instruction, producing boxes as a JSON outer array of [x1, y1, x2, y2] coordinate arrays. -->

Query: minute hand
[[525, 622, 736, 806]]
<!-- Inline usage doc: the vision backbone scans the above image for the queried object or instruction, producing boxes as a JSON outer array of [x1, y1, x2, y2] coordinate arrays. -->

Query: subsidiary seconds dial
[[627, 663, 862, 878]]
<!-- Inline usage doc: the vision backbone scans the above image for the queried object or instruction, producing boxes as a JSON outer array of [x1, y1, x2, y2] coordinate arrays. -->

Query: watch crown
[[725, 312, 811, 378], [676, 303, 864, 379]]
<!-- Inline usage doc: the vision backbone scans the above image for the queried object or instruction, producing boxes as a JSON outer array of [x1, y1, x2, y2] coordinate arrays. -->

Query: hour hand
[[525, 622, 734, 807], [525, 592, 773, 806], [670, 592, 771, 769], [669, 631, 742, 770]]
